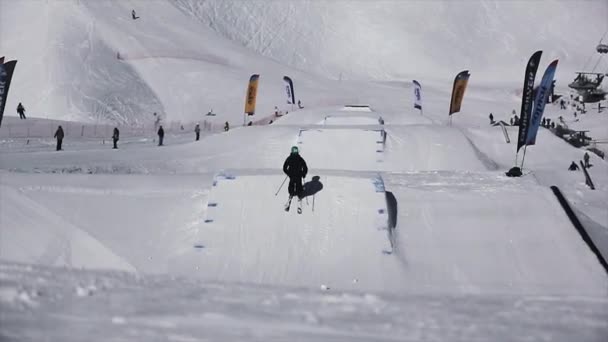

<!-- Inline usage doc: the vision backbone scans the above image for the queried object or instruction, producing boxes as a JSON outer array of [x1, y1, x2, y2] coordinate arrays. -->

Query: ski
[[284, 196, 293, 212]]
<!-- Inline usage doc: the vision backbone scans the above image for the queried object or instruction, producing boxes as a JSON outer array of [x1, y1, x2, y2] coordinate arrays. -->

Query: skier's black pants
[[158, 136, 163, 146], [56, 139, 62, 151], [113, 138, 118, 149], [288, 177, 303, 198], [196, 132, 200, 141]]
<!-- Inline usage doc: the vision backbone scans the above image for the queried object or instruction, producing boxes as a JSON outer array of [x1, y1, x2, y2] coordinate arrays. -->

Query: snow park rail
[[551, 186, 608, 275]]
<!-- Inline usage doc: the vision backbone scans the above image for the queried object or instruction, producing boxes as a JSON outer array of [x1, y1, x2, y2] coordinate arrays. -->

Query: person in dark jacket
[[224, 121, 230, 132], [488, 113, 494, 124], [131, 10, 139, 20], [283, 146, 308, 202], [583, 152, 590, 168], [54, 125, 64, 151], [195, 123, 201, 141], [568, 161, 579, 171], [157, 125, 164, 146], [17, 103, 26, 119], [112, 127, 120, 149]]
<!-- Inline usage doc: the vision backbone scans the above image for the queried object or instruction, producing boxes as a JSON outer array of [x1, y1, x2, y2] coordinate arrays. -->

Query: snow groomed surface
[[172, 172, 407, 292]]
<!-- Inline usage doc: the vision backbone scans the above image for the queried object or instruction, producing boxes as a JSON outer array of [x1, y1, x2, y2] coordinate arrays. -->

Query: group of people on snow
[[568, 152, 592, 171]]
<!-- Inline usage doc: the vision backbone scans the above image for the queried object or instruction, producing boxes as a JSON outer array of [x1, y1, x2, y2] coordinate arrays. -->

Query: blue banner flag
[[526, 60, 558, 146]]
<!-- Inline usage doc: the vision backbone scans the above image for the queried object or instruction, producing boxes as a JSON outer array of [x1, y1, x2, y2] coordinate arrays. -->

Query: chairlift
[[568, 72, 604, 91], [579, 88, 607, 103]]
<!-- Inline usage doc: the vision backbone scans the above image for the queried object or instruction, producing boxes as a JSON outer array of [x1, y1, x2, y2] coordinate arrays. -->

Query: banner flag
[[526, 60, 558, 146], [0, 60, 17, 127], [283, 76, 295, 105], [448, 70, 470, 115], [516, 50, 543, 152], [244, 74, 260, 115], [413, 80, 422, 110]]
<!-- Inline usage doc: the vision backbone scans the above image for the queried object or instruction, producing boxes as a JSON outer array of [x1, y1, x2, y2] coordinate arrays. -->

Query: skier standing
[[283, 146, 308, 213], [54, 125, 64, 151], [17, 103, 26, 119], [112, 127, 120, 149], [157, 125, 164, 146]]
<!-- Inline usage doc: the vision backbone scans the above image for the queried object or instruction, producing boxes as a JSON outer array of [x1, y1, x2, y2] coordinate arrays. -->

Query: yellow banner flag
[[449, 70, 470, 115], [244, 74, 260, 115]]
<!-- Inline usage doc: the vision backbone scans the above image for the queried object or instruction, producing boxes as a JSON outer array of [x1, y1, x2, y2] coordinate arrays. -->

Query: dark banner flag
[[516, 50, 542, 152], [0, 60, 18, 127], [449, 70, 470, 115], [413, 80, 422, 110], [526, 60, 558, 146], [283, 76, 295, 105], [244, 74, 260, 116]]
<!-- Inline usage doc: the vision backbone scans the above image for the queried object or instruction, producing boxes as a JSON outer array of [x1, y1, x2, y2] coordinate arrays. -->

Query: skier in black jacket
[[283, 146, 308, 212]]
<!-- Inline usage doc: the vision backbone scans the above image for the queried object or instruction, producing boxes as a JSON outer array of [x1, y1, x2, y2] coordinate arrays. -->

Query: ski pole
[[275, 176, 288, 196], [312, 194, 315, 212], [304, 177, 309, 205]]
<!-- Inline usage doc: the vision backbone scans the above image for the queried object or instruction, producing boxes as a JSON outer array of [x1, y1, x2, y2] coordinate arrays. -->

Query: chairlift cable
[[591, 54, 605, 73]]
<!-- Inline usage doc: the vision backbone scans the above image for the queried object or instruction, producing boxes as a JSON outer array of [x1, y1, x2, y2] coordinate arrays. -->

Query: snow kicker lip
[[187, 173, 397, 291]]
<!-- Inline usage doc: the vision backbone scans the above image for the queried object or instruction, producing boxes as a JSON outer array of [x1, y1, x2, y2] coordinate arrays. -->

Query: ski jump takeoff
[[283, 146, 308, 214]]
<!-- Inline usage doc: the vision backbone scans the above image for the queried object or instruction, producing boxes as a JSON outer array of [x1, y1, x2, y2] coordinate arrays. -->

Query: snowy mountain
[[2, 0, 606, 124], [176, 0, 607, 81], [1, 1, 608, 340]]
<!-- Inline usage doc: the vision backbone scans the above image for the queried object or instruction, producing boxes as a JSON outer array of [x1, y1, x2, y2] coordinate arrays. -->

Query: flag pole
[[520, 145, 528, 171]]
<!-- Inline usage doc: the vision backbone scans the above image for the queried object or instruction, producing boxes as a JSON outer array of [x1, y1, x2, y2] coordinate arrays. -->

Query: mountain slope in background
[[175, 0, 608, 81], [0, 0, 362, 124], [2, 0, 606, 124]]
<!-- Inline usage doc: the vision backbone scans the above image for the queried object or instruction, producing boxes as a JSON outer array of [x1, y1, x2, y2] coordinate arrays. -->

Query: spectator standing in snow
[[17, 103, 26, 119], [132, 10, 139, 20], [510, 117, 514, 126], [157, 125, 164, 146], [583, 152, 590, 168], [568, 161, 579, 171], [298, 100, 303, 109], [112, 127, 120, 149], [224, 121, 229, 132], [195, 123, 201, 141], [488, 113, 494, 124], [54, 125, 64, 151], [542, 117, 546, 127]]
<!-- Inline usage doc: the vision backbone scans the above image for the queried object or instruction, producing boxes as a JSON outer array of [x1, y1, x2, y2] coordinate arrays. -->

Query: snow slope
[[1, 1, 608, 340], [0, 0, 363, 124], [175, 0, 608, 81], [2, 262, 607, 342]]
